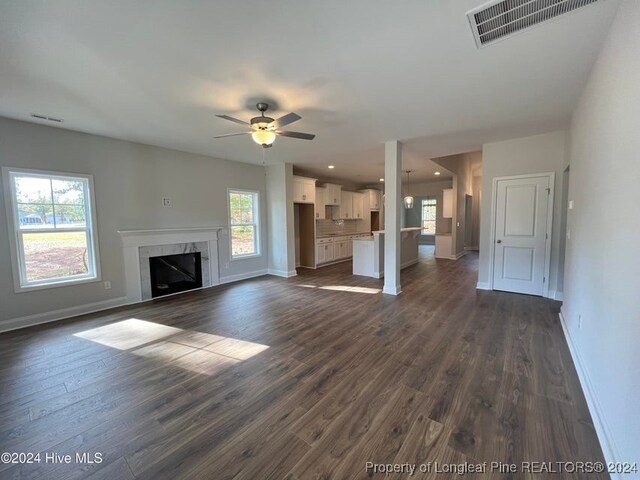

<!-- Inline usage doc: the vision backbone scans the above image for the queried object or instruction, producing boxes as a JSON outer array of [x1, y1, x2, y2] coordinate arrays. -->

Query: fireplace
[[149, 252, 202, 298]]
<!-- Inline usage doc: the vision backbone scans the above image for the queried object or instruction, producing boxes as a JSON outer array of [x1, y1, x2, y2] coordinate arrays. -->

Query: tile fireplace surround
[[118, 227, 222, 303]]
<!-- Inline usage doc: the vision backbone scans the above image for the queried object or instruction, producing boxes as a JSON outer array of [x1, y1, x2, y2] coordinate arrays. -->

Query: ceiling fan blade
[[272, 112, 301, 128], [216, 114, 250, 126], [276, 130, 316, 140], [213, 132, 251, 138]]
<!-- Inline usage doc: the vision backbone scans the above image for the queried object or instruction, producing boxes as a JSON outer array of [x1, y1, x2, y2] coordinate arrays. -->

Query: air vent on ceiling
[[467, 0, 599, 48], [31, 113, 64, 123]]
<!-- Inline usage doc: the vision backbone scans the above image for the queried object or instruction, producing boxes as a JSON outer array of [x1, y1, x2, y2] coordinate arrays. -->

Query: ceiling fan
[[214, 103, 315, 148]]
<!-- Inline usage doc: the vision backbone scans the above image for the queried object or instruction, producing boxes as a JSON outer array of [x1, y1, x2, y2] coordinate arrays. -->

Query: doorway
[[490, 173, 554, 296]]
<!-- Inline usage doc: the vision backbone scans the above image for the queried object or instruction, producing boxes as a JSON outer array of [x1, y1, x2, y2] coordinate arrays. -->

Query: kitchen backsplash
[[316, 219, 367, 236]]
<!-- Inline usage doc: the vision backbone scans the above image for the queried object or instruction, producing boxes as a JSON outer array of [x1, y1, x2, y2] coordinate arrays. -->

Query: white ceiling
[[0, 0, 620, 184]]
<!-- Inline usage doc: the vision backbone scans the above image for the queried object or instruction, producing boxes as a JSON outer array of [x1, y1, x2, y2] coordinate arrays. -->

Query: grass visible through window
[[22, 231, 88, 281]]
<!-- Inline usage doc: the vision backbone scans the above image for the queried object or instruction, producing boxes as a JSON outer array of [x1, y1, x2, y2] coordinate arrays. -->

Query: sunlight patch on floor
[[296, 284, 381, 294], [74, 318, 269, 375]]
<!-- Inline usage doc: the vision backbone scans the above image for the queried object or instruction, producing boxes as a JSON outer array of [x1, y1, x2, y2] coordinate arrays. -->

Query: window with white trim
[[421, 197, 437, 235], [228, 189, 260, 258], [3, 168, 100, 289]]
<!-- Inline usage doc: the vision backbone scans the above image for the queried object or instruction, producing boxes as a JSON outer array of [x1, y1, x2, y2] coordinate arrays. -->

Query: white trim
[[267, 269, 297, 278], [0, 296, 128, 334], [219, 269, 268, 284], [559, 308, 622, 479], [476, 282, 491, 290], [228, 188, 261, 260], [554, 291, 564, 301], [382, 284, 402, 295], [2, 166, 102, 293], [488, 172, 554, 296]]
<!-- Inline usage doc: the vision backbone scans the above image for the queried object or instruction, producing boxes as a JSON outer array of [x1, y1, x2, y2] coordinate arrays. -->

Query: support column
[[383, 140, 402, 295]]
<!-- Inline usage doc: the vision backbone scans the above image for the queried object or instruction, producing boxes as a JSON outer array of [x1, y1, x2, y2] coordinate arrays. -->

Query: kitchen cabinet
[[293, 176, 316, 204], [338, 191, 354, 219], [316, 238, 334, 264], [352, 192, 364, 219], [315, 187, 326, 219], [361, 189, 381, 210], [324, 183, 342, 206], [334, 237, 348, 259], [442, 188, 453, 218]]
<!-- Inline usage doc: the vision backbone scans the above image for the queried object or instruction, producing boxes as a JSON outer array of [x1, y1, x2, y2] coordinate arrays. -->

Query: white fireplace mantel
[[118, 226, 224, 303]]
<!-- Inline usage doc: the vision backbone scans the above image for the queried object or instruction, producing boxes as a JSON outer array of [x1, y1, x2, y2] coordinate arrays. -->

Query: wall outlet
[[104, 281, 112, 290], [578, 314, 582, 329], [224, 262, 229, 269], [162, 197, 172, 207], [568, 200, 574, 210]]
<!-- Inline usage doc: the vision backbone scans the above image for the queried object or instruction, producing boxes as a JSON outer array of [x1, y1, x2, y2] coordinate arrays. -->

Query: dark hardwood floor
[[0, 247, 606, 479]]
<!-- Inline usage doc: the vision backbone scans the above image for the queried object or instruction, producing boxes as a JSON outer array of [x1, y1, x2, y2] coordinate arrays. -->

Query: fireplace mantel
[[118, 227, 223, 303]]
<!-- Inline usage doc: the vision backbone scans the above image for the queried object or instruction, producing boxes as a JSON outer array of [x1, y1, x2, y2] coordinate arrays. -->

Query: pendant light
[[404, 170, 414, 209]]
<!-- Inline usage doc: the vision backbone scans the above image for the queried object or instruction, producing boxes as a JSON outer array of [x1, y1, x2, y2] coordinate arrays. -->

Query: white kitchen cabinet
[[293, 176, 316, 204], [352, 192, 364, 219], [442, 188, 453, 218], [315, 187, 326, 219], [316, 238, 334, 264], [334, 238, 348, 259], [324, 183, 342, 206], [338, 191, 354, 219], [361, 189, 381, 210]]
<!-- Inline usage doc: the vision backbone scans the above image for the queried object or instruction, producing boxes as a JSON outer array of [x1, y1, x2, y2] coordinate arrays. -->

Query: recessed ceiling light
[[434, 171, 441, 176], [328, 165, 335, 169], [379, 178, 384, 182]]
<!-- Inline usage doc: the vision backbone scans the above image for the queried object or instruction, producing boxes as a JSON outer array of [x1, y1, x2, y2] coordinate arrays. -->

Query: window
[[3, 168, 100, 290], [421, 197, 437, 235], [228, 189, 260, 258]]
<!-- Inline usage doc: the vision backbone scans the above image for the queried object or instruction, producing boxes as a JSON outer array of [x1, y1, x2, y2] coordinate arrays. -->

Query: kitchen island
[[352, 227, 421, 278]]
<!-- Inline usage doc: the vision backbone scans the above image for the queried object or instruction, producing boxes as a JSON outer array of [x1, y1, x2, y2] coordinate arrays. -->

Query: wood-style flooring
[[0, 247, 606, 479]]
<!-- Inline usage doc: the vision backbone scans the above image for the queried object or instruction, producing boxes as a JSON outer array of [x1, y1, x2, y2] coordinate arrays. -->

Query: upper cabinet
[[324, 183, 342, 206], [338, 191, 354, 219], [315, 187, 326, 219], [442, 188, 453, 218], [352, 192, 364, 219], [293, 176, 316, 204], [361, 189, 381, 210]]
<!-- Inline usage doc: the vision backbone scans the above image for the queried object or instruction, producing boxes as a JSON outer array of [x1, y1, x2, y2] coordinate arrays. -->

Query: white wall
[[562, 0, 640, 468], [478, 131, 568, 296], [265, 163, 295, 276], [0, 117, 268, 327]]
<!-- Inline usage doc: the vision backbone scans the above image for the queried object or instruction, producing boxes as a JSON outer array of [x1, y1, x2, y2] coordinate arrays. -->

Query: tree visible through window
[[421, 197, 436, 235], [229, 190, 259, 258], [4, 168, 99, 289]]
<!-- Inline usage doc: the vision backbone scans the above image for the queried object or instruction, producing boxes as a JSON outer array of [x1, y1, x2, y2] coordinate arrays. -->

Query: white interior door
[[492, 174, 552, 296]]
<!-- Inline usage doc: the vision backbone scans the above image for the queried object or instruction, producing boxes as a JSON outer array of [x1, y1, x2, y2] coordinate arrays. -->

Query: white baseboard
[[267, 269, 297, 278], [559, 307, 622, 479], [476, 282, 491, 290], [554, 291, 564, 301], [0, 296, 128, 334], [219, 269, 268, 284]]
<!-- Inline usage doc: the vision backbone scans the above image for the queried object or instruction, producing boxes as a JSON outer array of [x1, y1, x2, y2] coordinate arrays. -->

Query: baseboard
[[401, 258, 419, 269], [559, 307, 622, 478], [476, 282, 491, 290], [554, 291, 564, 301], [219, 269, 268, 284], [464, 246, 479, 251], [267, 269, 298, 278], [452, 250, 467, 260], [0, 296, 128, 334]]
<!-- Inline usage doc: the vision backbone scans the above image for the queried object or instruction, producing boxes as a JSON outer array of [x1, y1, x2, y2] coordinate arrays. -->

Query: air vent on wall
[[30, 113, 64, 123], [467, 0, 599, 48]]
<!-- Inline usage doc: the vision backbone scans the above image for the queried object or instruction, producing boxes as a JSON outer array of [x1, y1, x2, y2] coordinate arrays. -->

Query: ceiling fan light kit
[[215, 102, 315, 149]]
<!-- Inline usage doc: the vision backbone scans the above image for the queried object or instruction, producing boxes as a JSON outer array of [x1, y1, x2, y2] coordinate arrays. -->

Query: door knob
[[497, 240, 502, 243]]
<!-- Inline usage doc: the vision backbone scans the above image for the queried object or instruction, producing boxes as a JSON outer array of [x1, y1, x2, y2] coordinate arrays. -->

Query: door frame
[[488, 172, 555, 297]]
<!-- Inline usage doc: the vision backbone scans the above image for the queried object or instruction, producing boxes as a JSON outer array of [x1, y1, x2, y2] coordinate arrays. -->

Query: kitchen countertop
[[316, 231, 372, 239]]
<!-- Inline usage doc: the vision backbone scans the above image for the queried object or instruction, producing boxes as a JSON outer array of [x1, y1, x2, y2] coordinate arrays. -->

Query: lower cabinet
[[316, 241, 334, 264], [334, 240, 348, 259]]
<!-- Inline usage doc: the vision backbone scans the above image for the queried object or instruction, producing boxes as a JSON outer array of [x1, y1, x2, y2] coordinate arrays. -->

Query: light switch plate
[[162, 197, 172, 207]]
